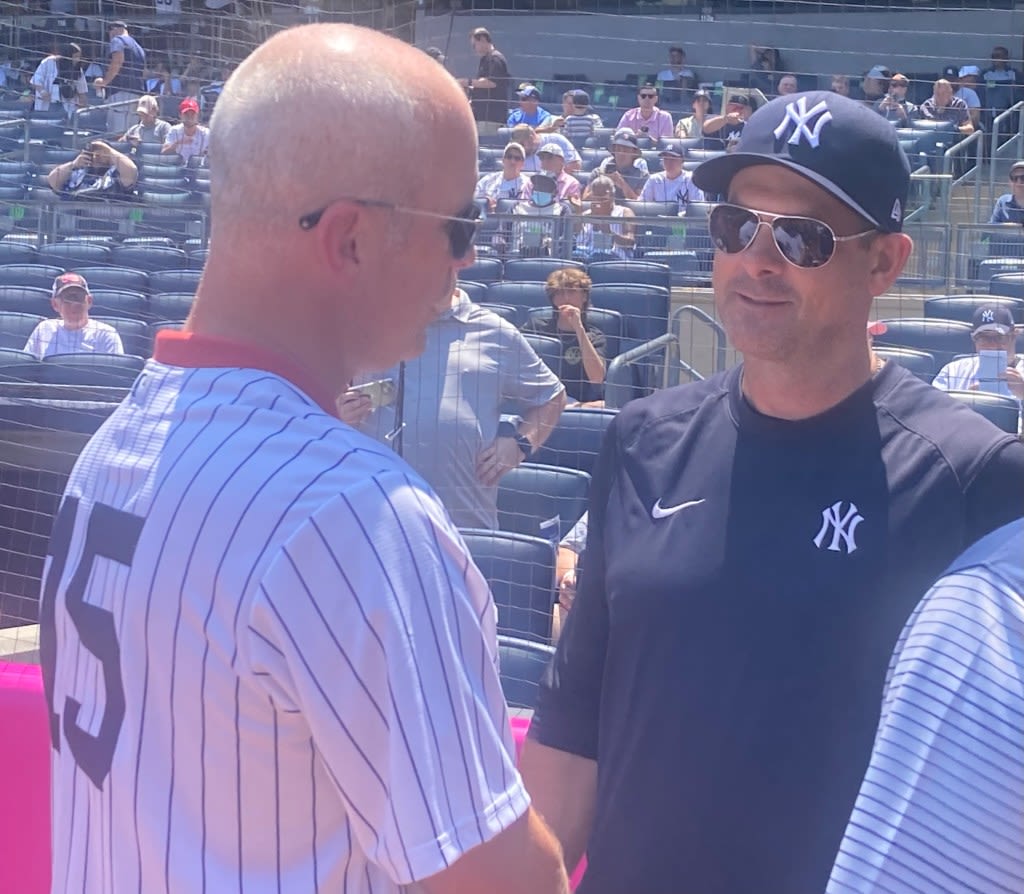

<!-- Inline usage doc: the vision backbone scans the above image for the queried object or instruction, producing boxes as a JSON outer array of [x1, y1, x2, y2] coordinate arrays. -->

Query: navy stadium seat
[[478, 302, 524, 327], [110, 244, 188, 272], [148, 268, 201, 295], [524, 306, 623, 361], [0, 285, 53, 317], [485, 281, 550, 312], [460, 256, 503, 284], [457, 280, 488, 304], [41, 353, 145, 387], [149, 292, 194, 322], [503, 257, 583, 283], [979, 258, 1024, 284], [531, 407, 617, 477], [587, 259, 671, 291], [187, 247, 208, 270], [71, 265, 149, 294], [990, 273, 1024, 300], [589, 283, 670, 343], [92, 315, 152, 358], [89, 289, 148, 321], [873, 318, 974, 368], [497, 635, 556, 710], [0, 264, 64, 288], [522, 332, 563, 379], [460, 529, 556, 643], [924, 295, 1024, 325], [0, 241, 37, 265], [943, 390, 1020, 434], [0, 311, 43, 350], [38, 241, 112, 267], [872, 347, 938, 382], [497, 462, 590, 543], [149, 320, 182, 339]]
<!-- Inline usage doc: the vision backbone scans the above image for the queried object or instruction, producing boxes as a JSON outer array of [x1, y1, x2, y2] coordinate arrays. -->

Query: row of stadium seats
[[0, 242, 206, 271], [0, 289, 192, 323], [0, 314, 182, 356]]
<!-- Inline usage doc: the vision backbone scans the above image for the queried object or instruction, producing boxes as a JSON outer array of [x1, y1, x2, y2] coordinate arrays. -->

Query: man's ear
[[867, 231, 913, 297]]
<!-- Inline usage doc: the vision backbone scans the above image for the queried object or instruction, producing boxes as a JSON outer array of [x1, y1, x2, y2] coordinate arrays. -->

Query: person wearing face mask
[[512, 172, 568, 257]]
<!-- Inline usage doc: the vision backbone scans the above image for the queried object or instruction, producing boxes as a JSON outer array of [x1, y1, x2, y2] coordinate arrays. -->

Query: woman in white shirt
[[30, 42, 87, 117]]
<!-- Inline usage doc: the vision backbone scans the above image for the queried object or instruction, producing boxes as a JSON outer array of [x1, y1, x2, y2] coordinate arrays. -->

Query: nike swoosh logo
[[651, 498, 706, 519]]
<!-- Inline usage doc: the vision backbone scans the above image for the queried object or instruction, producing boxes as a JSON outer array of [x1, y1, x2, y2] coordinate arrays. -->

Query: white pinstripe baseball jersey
[[39, 331, 529, 893], [828, 517, 1024, 893]]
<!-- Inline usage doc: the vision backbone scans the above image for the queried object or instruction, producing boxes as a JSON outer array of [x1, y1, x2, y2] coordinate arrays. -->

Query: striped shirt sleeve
[[827, 566, 1024, 893], [246, 470, 528, 885]]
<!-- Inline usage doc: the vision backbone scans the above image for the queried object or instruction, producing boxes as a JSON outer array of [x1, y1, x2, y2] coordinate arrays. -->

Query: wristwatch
[[498, 420, 532, 460]]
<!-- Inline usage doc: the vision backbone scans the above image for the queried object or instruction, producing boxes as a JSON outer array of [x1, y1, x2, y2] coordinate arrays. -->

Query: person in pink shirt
[[616, 84, 674, 143]]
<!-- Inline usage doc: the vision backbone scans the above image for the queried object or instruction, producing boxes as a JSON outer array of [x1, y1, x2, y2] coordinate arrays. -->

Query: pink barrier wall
[[0, 662, 51, 894]]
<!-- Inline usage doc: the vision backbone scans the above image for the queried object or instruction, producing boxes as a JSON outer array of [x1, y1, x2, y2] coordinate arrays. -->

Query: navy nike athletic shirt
[[530, 360, 1024, 894]]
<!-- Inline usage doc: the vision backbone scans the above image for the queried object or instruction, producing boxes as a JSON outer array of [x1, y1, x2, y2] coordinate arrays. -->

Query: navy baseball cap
[[972, 304, 1014, 336], [693, 91, 911, 232]]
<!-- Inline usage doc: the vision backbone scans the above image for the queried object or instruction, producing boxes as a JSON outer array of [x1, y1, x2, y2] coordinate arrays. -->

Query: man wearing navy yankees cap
[[521, 92, 1024, 894]]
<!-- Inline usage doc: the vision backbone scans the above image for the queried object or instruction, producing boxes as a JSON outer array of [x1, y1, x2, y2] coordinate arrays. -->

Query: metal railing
[[69, 98, 141, 149], [987, 101, 1024, 217], [604, 332, 679, 408], [671, 304, 728, 374], [950, 221, 1024, 287]]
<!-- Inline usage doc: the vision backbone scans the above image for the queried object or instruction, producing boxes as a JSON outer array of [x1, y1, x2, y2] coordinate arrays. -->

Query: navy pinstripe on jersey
[[39, 332, 529, 893], [828, 518, 1024, 893]]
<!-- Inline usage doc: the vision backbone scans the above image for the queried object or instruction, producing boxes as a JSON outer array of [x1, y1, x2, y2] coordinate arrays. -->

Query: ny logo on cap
[[982, 308, 995, 323], [773, 96, 834, 149]]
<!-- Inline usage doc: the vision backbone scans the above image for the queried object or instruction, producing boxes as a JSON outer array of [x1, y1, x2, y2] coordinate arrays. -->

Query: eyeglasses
[[709, 203, 876, 269], [1011, 175, 1024, 183], [299, 198, 481, 259], [639, 93, 657, 99]]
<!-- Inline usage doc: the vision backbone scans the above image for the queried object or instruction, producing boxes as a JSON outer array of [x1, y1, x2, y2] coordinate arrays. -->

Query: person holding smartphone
[[933, 303, 1024, 403]]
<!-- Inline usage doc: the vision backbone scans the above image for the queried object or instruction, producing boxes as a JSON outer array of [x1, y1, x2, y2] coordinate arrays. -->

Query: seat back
[[0, 264, 64, 288], [460, 529, 556, 643], [503, 257, 584, 282], [41, 353, 145, 387], [0, 311, 43, 350], [478, 302, 524, 327], [522, 332, 563, 378], [0, 241, 38, 265], [0, 285, 53, 317], [531, 407, 617, 476], [924, 295, 1024, 325], [497, 463, 590, 543], [873, 347, 937, 381], [89, 289, 149, 321], [457, 280, 488, 305], [874, 318, 974, 368], [38, 241, 112, 267], [149, 292, 194, 322], [110, 245, 188, 271], [485, 281, 550, 312], [990, 273, 1024, 300], [589, 282, 670, 343], [496, 636, 555, 710], [943, 389, 1021, 434], [148, 268, 202, 295], [587, 259, 671, 290], [92, 316, 152, 358], [70, 265, 149, 293], [459, 256, 504, 284]]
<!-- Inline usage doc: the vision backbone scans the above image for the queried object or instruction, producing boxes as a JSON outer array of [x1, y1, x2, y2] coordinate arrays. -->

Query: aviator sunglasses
[[300, 198, 481, 259], [709, 203, 876, 269]]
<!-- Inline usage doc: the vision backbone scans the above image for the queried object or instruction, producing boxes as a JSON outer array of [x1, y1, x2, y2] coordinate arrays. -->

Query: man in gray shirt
[[123, 94, 171, 146], [347, 288, 567, 529]]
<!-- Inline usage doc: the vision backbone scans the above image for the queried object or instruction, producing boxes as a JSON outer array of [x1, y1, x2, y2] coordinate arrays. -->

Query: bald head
[[209, 24, 476, 229]]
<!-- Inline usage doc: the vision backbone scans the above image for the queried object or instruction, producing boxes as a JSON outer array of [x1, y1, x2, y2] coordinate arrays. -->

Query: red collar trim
[[153, 330, 337, 416]]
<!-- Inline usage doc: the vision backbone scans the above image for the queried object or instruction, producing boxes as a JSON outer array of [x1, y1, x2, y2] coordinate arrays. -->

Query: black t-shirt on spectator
[[473, 49, 510, 125], [523, 311, 606, 404]]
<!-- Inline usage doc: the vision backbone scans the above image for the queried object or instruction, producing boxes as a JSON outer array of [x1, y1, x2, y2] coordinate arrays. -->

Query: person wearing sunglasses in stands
[[520, 91, 1024, 894], [990, 158, 1024, 224], [616, 84, 674, 145]]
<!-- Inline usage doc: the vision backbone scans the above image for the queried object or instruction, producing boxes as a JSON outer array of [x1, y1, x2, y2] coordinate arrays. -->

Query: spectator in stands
[[775, 73, 799, 97], [919, 78, 974, 134], [24, 273, 124, 359], [30, 42, 87, 118], [146, 60, 181, 96], [458, 27, 511, 137], [874, 72, 916, 123], [507, 84, 553, 128], [511, 123, 581, 174], [702, 93, 753, 152], [123, 94, 171, 146], [595, 130, 649, 200], [574, 174, 636, 261], [933, 304, 1023, 403], [657, 46, 698, 103], [860, 65, 891, 106], [524, 143, 582, 211], [162, 97, 210, 163], [476, 141, 529, 209], [955, 65, 983, 129], [617, 84, 674, 144], [990, 160, 1024, 224], [868, 320, 888, 374], [46, 139, 138, 197], [512, 173, 569, 257], [983, 45, 1021, 118], [351, 287, 566, 530], [675, 88, 712, 138], [830, 74, 851, 97], [561, 90, 604, 143], [95, 20, 147, 135], [523, 267, 608, 405], [640, 145, 704, 211], [747, 43, 782, 94]]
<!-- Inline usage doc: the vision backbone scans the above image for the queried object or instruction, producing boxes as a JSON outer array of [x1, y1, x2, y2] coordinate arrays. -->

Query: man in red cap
[[162, 96, 209, 163], [24, 273, 124, 359]]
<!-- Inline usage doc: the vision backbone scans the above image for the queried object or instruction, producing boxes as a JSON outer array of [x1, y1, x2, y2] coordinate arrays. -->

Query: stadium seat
[[873, 318, 974, 368], [873, 347, 938, 382], [504, 257, 584, 282], [497, 635, 556, 710], [110, 244, 188, 272], [531, 406, 617, 476], [460, 529, 556, 643], [978, 258, 1024, 285], [497, 462, 590, 542], [524, 306, 624, 360], [0, 346, 37, 367], [478, 302, 524, 327], [943, 390, 1020, 434], [187, 247, 208, 270], [485, 281, 550, 312], [924, 295, 1024, 325], [149, 320, 182, 340], [149, 292, 194, 322], [990, 273, 1024, 300], [587, 259, 671, 291], [0, 264, 64, 288], [460, 256, 503, 284], [38, 241, 112, 267], [640, 250, 703, 285], [148, 268, 201, 295], [92, 316, 152, 358], [0, 241, 37, 265], [622, 201, 678, 221], [69, 265, 149, 294], [0, 311, 43, 350], [589, 283, 670, 343], [523, 332, 563, 378], [0, 285, 53, 317], [89, 289, 148, 321], [458, 280, 488, 305], [41, 353, 145, 387]]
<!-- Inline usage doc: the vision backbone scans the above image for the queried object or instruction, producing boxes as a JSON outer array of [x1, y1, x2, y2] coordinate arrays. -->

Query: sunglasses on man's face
[[1011, 174, 1024, 183], [639, 93, 657, 99], [709, 203, 875, 269]]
